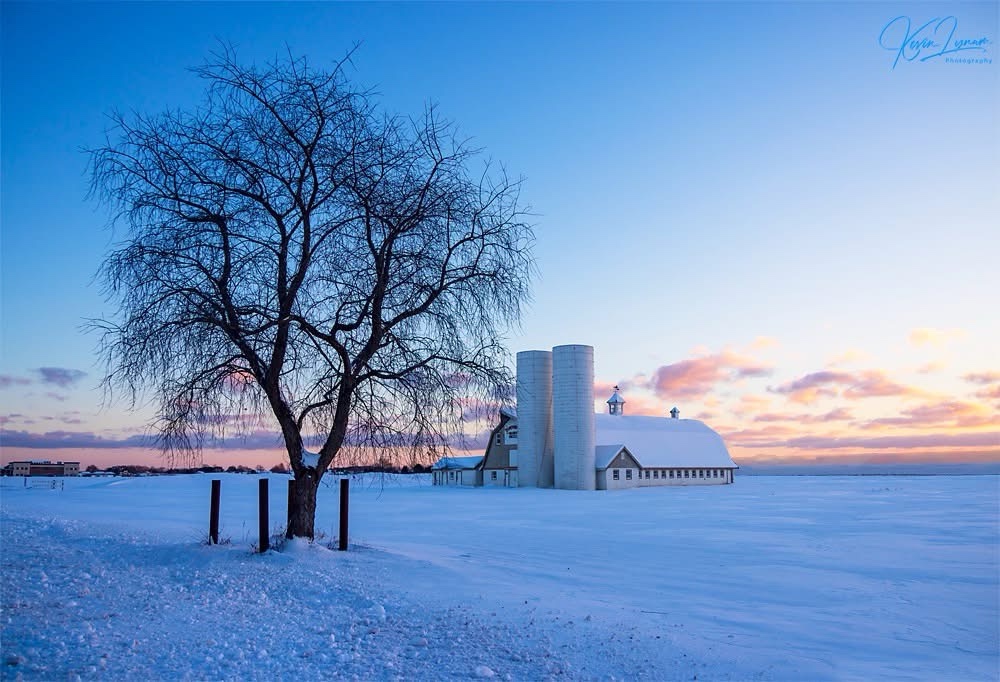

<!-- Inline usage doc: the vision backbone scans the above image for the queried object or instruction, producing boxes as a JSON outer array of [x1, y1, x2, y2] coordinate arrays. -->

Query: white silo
[[515, 350, 554, 488], [552, 344, 596, 490]]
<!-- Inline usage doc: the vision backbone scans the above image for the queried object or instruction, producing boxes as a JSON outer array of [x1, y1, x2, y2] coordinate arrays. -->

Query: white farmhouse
[[433, 344, 738, 489]]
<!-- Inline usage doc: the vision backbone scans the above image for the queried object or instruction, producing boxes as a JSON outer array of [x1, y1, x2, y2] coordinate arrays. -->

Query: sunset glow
[[2, 2, 997, 469]]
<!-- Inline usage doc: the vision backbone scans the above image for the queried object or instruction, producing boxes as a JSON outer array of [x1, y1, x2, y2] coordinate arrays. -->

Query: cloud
[[749, 336, 780, 350], [907, 327, 966, 348], [842, 371, 920, 399], [742, 432, 1000, 451], [768, 371, 851, 404], [973, 385, 1000, 402], [752, 408, 854, 425], [963, 372, 1000, 385], [861, 400, 996, 429], [35, 367, 87, 388], [0, 375, 32, 389], [0, 429, 157, 449], [646, 351, 773, 400], [825, 349, 870, 367], [769, 370, 925, 404]]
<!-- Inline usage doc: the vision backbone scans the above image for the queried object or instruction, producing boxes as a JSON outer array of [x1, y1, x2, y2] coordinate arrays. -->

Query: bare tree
[[89, 49, 533, 538]]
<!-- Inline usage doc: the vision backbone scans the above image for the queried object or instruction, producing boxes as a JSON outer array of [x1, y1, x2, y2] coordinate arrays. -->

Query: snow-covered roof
[[499, 407, 517, 419], [431, 456, 483, 470], [594, 444, 628, 469], [606, 390, 625, 404], [595, 414, 737, 469]]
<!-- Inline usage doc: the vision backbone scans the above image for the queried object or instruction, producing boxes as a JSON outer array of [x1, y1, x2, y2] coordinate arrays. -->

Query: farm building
[[430, 456, 483, 487], [2, 460, 80, 477], [433, 344, 738, 489]]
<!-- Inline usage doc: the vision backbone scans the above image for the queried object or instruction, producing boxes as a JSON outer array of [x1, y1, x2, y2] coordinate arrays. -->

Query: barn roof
[[431, 456, 483, 470], [594, 444, 629, 469], [595, 414, 737, 469]]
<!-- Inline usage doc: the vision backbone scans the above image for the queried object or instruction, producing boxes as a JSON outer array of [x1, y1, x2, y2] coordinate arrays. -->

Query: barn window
[[613, 470, 620, 480], [699, 470, 704, 478], [645, 470, 650, 479], [449, 471, 455, 480], [653, 470, 659, 479], [495, 433, 502, 444], [626, 469, 632, 480], [684, 470, 689, 478], [491, 471, 497, 480]]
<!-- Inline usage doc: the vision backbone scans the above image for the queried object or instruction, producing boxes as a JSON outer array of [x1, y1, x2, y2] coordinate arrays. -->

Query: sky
[[1, 1, 998, 469]]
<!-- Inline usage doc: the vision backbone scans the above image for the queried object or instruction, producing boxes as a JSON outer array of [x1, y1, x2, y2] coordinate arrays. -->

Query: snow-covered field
[[1, 473, 997, 681]]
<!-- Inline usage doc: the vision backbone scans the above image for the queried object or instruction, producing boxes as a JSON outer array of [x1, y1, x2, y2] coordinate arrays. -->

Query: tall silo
[[552, 344, 596, 490], [515, 350, 554, 488]]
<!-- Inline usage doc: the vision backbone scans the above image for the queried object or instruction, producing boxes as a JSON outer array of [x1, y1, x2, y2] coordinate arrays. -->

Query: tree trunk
[[287, 471, 319, 539]]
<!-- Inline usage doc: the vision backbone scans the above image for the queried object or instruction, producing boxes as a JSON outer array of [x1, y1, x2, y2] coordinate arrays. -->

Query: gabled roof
[[606, 390, 625, 404], [499, 406, 517, 419], [595, 414, 737, 469], [594, 444, 630, 469], [431, 456, 483, 470]]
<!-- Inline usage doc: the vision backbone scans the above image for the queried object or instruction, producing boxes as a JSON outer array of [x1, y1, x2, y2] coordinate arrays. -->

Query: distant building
[[2, 460, 80, 477], [430, 456, 483, 486], [432, 344, 738, 489]]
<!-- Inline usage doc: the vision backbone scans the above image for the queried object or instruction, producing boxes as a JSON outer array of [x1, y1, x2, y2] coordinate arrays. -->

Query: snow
[[2, 473, 997, 680], [301, 449, 320, 468], [596, 413, 737, 468]]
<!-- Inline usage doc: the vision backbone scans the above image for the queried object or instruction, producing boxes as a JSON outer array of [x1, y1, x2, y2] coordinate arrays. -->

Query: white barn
[[434, 344, 738, 489]]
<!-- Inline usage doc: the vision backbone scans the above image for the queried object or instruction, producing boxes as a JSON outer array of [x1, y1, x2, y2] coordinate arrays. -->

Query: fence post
[[286, 478, 295, 539], [209, 479, 221, 545], [258, 478, 269, 553], [338, 478, 349, 551]]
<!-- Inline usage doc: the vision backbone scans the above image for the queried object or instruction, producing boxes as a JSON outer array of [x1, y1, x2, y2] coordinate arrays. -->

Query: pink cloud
[[964, 371, 1000, 385], [770, 370, 925, 403], [0, 375, 32, 389], [646, 351, 772, 400], [744, 432, 1000, 451], [752, 408, 854, 425]]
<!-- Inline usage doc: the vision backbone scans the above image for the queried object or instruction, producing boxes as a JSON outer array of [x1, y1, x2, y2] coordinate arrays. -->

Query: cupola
[[670, 406, 680, 419], [606, 386, 626, 416]]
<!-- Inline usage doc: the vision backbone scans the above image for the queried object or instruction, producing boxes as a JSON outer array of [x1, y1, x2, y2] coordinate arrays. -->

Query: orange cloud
[[908, 327, 966, 347], [739, 431, 1000, 451], [749, 336, 780, 350], [862, 400, 996, 430], [826, 349, 870, 367]]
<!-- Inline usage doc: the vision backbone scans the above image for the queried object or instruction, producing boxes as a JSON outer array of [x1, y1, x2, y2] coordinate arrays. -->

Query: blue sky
[[2, 2, 997, 466]]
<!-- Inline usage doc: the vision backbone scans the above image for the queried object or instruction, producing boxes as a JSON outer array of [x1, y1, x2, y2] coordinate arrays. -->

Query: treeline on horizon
[[80, 463, 434, 476]]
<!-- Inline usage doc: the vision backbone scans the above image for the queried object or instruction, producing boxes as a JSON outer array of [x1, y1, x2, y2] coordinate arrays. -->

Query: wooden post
[[286, 478, 295, 539], [338, 478, 349, 551], [209, 479, 221, 545], [258, 478, 269, 553]]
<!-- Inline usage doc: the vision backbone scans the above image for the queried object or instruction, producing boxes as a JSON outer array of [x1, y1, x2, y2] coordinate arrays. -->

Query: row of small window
[[612, 468, 729, 481]]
